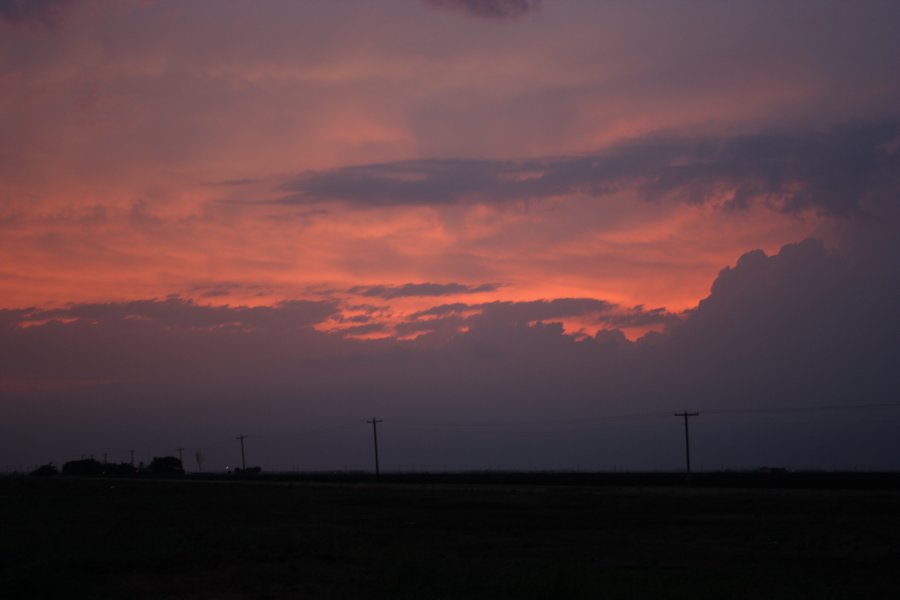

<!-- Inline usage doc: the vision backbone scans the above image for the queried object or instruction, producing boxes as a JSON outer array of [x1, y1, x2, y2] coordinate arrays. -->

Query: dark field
[[2, 475, 899, 599]]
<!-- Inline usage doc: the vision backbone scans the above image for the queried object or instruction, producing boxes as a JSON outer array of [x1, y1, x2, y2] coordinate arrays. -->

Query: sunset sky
[[2, 0, 899, 472]]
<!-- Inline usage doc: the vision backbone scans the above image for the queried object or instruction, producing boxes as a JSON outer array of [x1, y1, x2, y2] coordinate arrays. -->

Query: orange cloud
[[2, 1, 896, 339]]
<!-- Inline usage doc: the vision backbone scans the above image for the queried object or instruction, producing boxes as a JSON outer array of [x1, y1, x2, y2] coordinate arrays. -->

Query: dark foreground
[[2, 476, 899, 599]]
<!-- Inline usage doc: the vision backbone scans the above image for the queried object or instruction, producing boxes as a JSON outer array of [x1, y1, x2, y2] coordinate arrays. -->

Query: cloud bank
[[280, 121, 900, 216], [3, 234, 898, 471]]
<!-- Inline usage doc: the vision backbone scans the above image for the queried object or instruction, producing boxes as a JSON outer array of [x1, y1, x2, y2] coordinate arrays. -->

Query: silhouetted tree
[[62, 458, 105, 476], [30, 463, 59, 477]]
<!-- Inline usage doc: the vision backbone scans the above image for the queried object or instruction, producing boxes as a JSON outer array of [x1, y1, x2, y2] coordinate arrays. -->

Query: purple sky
[[1, 0, 899, 471]]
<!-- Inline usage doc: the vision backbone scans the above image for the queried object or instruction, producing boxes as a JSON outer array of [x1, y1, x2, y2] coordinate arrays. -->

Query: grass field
[[2, 475, 899, 598]]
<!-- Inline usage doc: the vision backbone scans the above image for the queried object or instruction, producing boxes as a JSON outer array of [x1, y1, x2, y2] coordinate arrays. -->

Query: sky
[[1, 0, 899, 472]]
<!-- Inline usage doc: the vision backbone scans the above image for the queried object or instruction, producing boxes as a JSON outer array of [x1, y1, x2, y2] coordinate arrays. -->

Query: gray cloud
[[475, 298, 616, 325], [408, 303, 470, 319], [466, 299, 678, 333], [333, 322, 388, 337], [0, 0, 72, 27], [421, 0, 541, 19], [400, 298, 679, 342], [394, 314, 464, 337], [348, 282, 501, 299], [19, 296, 339, 331], [405, 298, 619, 327], [279, 121, 900, 217]]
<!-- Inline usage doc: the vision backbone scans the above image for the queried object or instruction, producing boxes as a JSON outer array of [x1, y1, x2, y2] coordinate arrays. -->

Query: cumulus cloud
[[644, 236, 900, 418], [421, 0, 541, 19], [280, 121, 900, 216]]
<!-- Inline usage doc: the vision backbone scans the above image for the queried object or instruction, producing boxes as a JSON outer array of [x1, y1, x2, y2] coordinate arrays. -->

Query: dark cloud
[[0, 307, 29, 330], [280, 121, 900, 217], [348, 282, 501, 299], [603, 306, 679, 330], [421, 0, 541, 19], [334, 314, 372, 324], [475, 298, 615, 324], [18, 296, 339, 331], [470, 299, 678, 335], [408, 303, 471, 319], [395, 314, 465, 337], [0, 0, 72, 27], [404, 298, 618, 330], [400, 298, 679, 342], [333, 322, 388, 338]]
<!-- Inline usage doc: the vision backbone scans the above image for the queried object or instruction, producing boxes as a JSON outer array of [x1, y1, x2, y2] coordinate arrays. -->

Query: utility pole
[[176, 447, 184, 465], [129, 449, 135, 467], [236, 435, 247, 471], [366, 418, 383, 477], [674, 411, 700, 477]]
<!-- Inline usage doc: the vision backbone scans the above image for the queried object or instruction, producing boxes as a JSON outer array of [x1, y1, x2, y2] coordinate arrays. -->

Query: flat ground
[[2, 476, 899, 599]]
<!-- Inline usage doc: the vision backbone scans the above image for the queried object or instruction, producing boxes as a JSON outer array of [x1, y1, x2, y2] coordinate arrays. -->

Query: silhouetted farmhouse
[[146, 456, 185, 475]]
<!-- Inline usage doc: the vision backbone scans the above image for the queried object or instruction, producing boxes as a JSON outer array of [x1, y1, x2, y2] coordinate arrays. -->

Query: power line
[[218, 403, 900, 444], [387, 403, 900, 431], [387, 411, 673, 430], [699, 402, 900, 415]]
